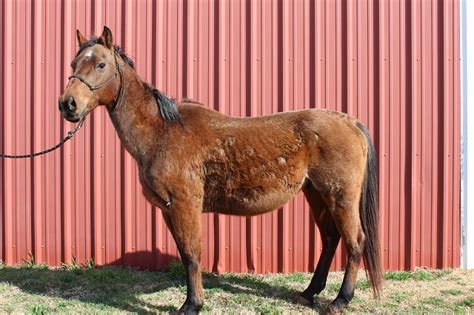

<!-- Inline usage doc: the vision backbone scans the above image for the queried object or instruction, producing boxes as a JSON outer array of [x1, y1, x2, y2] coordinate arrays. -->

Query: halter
[[68, 49, 125, 111]]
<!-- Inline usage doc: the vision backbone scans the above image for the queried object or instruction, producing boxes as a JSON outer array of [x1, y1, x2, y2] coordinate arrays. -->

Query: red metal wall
[[0, 0, 461, 272]]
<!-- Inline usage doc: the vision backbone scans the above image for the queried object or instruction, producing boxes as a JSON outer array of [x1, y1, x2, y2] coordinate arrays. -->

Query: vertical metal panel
[[0, 0, 461, 272], [462, 0, 474, 269]]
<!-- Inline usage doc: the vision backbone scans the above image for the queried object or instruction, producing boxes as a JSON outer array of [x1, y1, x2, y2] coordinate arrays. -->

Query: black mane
[[76, 37, 135, 69], [149, 86, 182, 124]]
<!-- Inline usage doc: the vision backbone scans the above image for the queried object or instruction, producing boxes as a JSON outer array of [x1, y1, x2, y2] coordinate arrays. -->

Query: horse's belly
[[203, 141, 309, 215], [204, 180, 305, 216]]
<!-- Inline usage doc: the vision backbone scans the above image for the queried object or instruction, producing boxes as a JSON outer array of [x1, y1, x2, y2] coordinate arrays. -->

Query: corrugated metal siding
[[0, 0, 460, 272]]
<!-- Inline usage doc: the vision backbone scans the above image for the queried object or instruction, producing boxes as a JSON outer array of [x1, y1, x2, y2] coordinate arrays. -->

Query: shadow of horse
[[0, 251, 180, 313], [202, 272, 333, 313], [0, 251, 332, 313]]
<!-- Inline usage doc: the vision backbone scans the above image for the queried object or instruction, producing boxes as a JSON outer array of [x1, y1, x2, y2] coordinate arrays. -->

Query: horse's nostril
[[67, 97, 77, 111]]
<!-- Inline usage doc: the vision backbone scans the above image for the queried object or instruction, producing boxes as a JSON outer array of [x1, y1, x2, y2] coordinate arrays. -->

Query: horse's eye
[[96, 62, 106, 70]]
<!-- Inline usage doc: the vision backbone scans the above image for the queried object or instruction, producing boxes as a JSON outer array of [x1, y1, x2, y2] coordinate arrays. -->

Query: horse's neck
[[108, 71, 164, 163]]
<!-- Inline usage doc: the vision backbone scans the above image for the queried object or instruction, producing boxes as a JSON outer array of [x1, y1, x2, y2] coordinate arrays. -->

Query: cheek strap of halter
[[110, 51, 125, 112]]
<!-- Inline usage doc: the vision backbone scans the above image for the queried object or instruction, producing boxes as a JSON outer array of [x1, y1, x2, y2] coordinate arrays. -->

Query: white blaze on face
[[84, 48, 94, 59]]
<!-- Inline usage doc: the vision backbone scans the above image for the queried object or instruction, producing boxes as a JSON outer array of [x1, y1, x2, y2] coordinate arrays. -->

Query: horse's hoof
[[178, 303, 202, 315], [294, 293, 314, 307], [325, 300, 346, 315]]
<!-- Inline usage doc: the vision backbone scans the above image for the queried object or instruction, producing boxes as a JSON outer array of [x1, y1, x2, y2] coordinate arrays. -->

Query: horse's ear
[[99, 26, 113, 49], [76, 29, 87, 47]]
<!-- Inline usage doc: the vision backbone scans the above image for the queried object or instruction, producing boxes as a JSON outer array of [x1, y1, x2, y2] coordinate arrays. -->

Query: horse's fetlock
[[314, 280, 327, 294], [337, 287, 355, 303], [179, 294, 204, 314], [190, 296, 201, 305], [184, 295, 204, 309]]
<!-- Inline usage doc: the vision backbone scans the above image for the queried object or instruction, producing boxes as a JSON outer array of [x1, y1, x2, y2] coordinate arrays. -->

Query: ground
[[0, 261, 472, 314]]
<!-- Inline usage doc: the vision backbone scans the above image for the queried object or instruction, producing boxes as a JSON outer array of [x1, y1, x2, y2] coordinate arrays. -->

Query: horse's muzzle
[[58, 96, 81, 122], [58, 96, 76, 113]]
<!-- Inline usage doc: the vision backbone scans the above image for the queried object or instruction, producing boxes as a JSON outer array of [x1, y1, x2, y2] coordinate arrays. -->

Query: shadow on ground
[[202, 272, 333, 313], [0, 251, 331, 313]]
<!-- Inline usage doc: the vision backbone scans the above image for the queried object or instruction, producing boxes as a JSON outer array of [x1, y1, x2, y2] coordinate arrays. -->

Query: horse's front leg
[[162, 201, 204, 314]]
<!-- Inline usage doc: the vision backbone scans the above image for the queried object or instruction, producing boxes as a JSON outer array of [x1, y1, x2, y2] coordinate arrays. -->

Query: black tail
[[357, 122, 383, 298]]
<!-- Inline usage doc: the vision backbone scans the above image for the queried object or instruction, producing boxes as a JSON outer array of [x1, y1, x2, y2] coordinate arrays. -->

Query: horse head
[[58, 26, 124, 122]]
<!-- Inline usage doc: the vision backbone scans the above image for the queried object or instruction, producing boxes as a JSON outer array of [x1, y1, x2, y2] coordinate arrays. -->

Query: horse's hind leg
[[296, 183, 341, 305], [162, 203, 204, 314], [326, 193, 366, 313]]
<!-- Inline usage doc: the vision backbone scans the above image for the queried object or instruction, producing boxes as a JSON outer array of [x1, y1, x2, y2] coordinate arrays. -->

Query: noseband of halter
[[67, 49, 125, 111]]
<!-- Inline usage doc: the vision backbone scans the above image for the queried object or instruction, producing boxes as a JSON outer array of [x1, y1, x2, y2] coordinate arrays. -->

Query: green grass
[[286, 272, 307, 283], [458, 297, 474, 308], [355, 279, 370, 290], [441, 289, 463, 296], [390, 291, 409, 303], [325, 282, 340, 294], [413, 269, 436, 281], [0, 263, 472, 314], [167, 260, 186, 279], [29, 304, 49, 315], [384, 268, 453, 282], [384, 270, 412, 281], [420, 296, 448, 307]]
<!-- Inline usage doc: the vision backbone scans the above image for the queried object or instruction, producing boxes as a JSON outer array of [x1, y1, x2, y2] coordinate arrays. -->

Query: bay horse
[[58, 26, 382, 314]]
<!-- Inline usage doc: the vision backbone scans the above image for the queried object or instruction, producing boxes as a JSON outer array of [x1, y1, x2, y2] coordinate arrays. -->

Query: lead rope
[[0, 119, 85, 158]]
